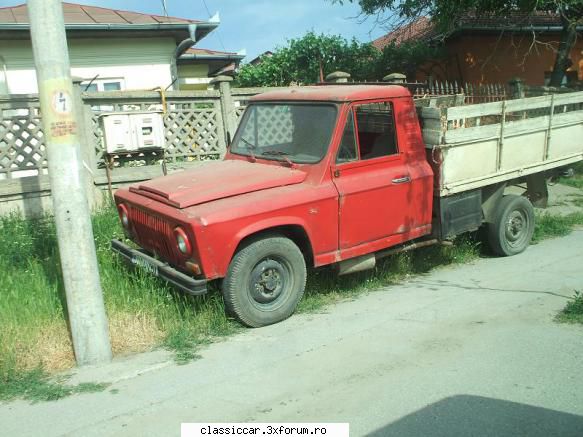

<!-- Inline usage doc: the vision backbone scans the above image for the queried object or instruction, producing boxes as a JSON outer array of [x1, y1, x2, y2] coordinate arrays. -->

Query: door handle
[[392, 176, 411, 184]]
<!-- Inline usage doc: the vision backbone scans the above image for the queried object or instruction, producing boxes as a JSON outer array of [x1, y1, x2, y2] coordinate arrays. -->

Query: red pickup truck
[[113, 85, 578, 327]]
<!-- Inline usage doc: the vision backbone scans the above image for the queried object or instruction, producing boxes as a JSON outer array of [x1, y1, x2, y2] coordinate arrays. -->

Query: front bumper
[[111, 239, 208, 296]]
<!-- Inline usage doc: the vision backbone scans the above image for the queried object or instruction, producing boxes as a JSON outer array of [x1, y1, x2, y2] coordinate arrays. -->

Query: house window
[[0, 56, 8, 95], [82, 78, 124, 92]]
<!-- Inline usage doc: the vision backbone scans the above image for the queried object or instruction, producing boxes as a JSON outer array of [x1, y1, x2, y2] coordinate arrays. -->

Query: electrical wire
[[200, 0, 212, 18], [201, 0, 227, 51], [84, 74, 100, 92]]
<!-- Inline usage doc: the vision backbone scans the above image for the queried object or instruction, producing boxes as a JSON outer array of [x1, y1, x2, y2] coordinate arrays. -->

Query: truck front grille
[[128, 206, 181, 265]]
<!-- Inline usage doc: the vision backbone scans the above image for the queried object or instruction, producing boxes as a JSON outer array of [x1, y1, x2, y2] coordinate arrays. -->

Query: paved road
[[2, 231, 583, 437]]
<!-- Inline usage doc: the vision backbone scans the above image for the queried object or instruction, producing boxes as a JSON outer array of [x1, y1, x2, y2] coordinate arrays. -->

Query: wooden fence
[[0, 95, 46, 180], [85, 89, 226, 165]]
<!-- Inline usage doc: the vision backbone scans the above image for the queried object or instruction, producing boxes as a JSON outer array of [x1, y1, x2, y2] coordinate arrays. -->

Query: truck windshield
[[231, 103, 337, 164]]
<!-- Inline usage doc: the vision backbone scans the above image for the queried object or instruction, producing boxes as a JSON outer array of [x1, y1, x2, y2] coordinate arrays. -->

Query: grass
[[163, 328, 205, 365], [556, 291, 583, 325], [532, 212, 583, 243], [0, 205, 239, 402], [1, 198, 581, 402], [557, 162, 583, 189], [562, 179, 583, 189], [558, 175, 583, 190], [0, 368, 108, 403]]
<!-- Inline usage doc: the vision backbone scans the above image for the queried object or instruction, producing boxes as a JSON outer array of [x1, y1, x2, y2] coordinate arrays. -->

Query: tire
[[222, 236, 307, 327], [487, 194, 535, 256]]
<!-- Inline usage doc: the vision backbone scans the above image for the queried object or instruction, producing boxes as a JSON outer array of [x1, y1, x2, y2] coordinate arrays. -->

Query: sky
[[0, 0, 388, 61]]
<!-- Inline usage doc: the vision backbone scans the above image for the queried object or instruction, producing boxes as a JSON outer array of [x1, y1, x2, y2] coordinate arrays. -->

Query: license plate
[[131, 254, 159, 276]]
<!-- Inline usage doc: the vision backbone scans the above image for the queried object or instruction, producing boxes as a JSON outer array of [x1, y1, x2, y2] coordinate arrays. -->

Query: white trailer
[[420, 91, 583, 196], [414, 90, 582, 256]]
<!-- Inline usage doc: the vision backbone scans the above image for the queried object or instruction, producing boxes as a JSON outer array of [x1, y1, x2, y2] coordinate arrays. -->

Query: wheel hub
[[250, 260, 285, 304], [506, 211, 527, 243]]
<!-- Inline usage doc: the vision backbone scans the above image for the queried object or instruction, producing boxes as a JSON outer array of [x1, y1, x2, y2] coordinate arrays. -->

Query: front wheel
[[222, 236, 307, 327], [487, 194, 535, 256]]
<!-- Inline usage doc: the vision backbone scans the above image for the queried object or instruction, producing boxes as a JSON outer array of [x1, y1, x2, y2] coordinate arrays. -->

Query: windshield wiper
[[261, 150, 289, 156], [261, 150, 294, 167], [240, 137, 256, 162]]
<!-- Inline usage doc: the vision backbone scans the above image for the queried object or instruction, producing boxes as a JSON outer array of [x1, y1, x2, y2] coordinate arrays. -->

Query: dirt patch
[[544, 183, 583, 216], [2, 323, 75, 373], [5, 312, 163, 374], [109, 312, 164, 356]]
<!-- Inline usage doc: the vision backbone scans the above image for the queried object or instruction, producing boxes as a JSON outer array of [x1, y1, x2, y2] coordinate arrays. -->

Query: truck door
[[332, 101, 415, 250]]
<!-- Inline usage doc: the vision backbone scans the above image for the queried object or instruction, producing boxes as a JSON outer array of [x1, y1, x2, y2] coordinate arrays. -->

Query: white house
[[0, 2, 245, 94], [177, 47, 246, 90]]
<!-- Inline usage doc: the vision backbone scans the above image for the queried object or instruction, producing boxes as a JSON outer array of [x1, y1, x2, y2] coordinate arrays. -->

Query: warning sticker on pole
[[49, 120, 77, 138], [51, 90, 72, 115], [39, 78, 79, 143]]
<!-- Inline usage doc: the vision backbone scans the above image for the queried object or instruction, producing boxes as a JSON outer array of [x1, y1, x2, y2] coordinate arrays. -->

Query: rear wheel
[[222, 236, 307, 327], [487, 194, 535, 256]]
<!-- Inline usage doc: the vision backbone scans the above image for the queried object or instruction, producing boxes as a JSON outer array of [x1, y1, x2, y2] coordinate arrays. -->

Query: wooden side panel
[[440, 140, 498, 186], [549, 124, 583, 159], [501, 131, 546, 170]]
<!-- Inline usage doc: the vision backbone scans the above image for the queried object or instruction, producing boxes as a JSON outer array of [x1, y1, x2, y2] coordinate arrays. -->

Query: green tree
[[236, 32, 380, 87], [376, 40, 445, 79], [335, 0, 582, 87]]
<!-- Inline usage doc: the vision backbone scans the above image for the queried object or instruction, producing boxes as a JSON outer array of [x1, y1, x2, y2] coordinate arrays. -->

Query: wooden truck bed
[[419, 91, 583, 197]]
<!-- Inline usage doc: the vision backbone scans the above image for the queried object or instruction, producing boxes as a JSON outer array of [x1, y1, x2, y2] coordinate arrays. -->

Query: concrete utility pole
[[27, 0, 112, 366]]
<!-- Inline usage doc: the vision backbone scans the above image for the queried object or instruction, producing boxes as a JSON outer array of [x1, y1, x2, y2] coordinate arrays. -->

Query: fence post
[[72, 77, 98, 208], [383, 73, 407, 84], [211, 75, 236, 153], [325, 71, 351, 83], [427, 75, 434, 88], [508, 77, 525, 99]]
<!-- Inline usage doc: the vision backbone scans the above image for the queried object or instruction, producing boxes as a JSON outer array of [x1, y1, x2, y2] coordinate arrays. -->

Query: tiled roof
[[185, 48, 238, 57], [372, 17, 433, 50], [212, 63, 237, 77], [0, 2, 202, 25], [373, 11, 568, 50], [249, 51, 274, 65]]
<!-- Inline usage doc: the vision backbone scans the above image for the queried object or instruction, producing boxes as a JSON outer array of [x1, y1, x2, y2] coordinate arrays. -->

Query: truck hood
[[129, 160, 307, 208]]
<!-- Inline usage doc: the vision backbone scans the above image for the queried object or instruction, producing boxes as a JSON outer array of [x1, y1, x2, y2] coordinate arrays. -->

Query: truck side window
[[355, 102, 398, 160], [336, 111, 358, 163]]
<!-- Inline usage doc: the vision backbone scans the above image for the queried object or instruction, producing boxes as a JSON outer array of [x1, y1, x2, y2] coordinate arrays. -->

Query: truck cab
[[228, 86, 434, 260]]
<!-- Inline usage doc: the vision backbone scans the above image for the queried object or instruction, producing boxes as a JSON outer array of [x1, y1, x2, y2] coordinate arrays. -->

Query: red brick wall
[[415, 32, 583, 86]]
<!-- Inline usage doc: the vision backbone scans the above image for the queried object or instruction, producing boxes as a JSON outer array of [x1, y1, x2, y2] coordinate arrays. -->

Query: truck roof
[[250, 85, 411, 103]]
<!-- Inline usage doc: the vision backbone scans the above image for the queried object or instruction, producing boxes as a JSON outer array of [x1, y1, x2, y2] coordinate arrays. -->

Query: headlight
[[117, 204, 130, 228], [174, 227, 192, 256]]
